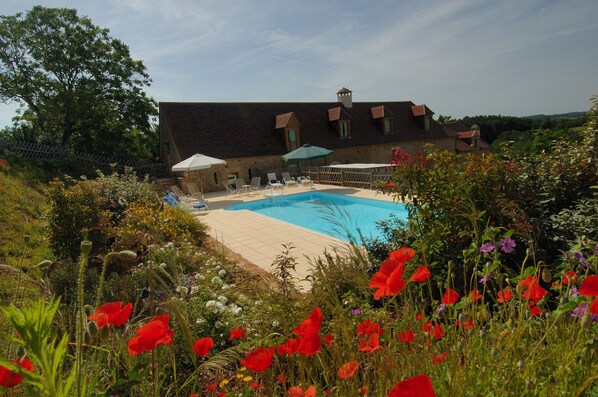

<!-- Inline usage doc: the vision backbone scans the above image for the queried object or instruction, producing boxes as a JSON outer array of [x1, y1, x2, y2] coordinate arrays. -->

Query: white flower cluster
[[176, 286, 189, 295]]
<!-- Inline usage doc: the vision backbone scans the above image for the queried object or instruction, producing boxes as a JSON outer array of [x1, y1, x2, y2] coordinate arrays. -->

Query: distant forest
[[441, 111, 587, 156]]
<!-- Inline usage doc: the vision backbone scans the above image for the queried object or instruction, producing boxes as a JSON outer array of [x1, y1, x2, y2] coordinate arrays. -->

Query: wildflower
[[497, 288, 513, 303], [277, 339, 300, 356], [388, 374, 436, 397], [128, 314, 174, 355], [176, 286, 189, 295], [520, 277, 547, 302], [277, 373, 287, 383], [479, 273, 491, 284], [359, 385, 368, 395], [324, 333, 334, 347], [211, 276, 223, 285], [562, 270, 578, 285], [480, 242, 495, 254], [230, 326, 247, 340], [409, 266, 430, 282], [415, 313, 424, 321], [294, 307, 322, 337], [571, 302, 598, 323], [357, 320, 384, 336], [456, 317, 475, 330], [0, 358, 34, 388], [241, 347, 274, 372], [468, 289, 483, 302], [370, 248, 415, 300], [358, 332, 382, 353], [579, 275, 598, 314], [192, 337, 214, 357], [218, 269, 226, 276], [499, 238, 516, 253], [288, 385, 316, 397], [441, 288, 460, 305], [88, 301, 132, 329], [432, 351, 449, 365], [296, 332, 322, 356], [250, 382, 261, 391], [423, 321, 444, 340], [529, 304, 542, 316], [351, 308, 362, 315], [204, 383, 217, 393], [338, 360, 359, 379], [397, 329, 414, 344], [436, 303, 446, 316]]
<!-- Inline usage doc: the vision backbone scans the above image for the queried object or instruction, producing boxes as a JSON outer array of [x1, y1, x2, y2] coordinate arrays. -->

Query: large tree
[[0, 6, 157, 159]]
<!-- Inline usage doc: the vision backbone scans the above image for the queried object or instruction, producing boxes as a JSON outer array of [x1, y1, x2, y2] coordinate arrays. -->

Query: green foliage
[[0, 6, 157, 160], [113, 200, 208, 251], [385, 148, 521, 290], [0, 298, 76, 397], [46, 178, 112, 261]]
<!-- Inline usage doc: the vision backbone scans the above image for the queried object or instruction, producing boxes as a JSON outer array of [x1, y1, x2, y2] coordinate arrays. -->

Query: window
[[424, 116, 431, 131], [383, 118, 393, 134], [286, 128, 298, 150], [340, 120, 351, 139]]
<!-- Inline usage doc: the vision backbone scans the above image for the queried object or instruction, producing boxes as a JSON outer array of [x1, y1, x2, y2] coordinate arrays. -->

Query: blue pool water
[[225, 191, 407, 242]]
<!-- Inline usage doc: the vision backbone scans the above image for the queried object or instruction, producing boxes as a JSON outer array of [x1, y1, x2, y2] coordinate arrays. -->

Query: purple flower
[[569, 287, 579, 298], [480, 242, 495, 254], [499, 238, 516, 253], [479, 273, 491, 285], [435, 303, 447, 318], [351, 308, 362, 316], [571, 302, 598, 323], [595, 243, 598, 255], [573, 252, 583, 260]]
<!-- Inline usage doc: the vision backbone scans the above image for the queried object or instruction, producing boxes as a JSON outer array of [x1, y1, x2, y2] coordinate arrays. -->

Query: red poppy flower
[[359, 385, 368, 395], [324, 333, 334, 348], [229, 326, 247, 340], [277, 373, 287, 384], [397, 329, 414, 344], [88, 301, 133, 329], [288, 385, 316, 397], [293, 307, 322, 337], [579, 276, 598, 296], [388, 247, 416, 263], [530, 305, 542, 316], [338, 360, 359, 379], [497, 288, 512, 303], [297, 333, 321, 357], [522, 282, 547, 302], [468, 289, 482, 302], [190, 393, 199, 397], [128, 314, 174, 355], [370, 258, 406, 300], [250, 382, 261, 391], [241, 347, 274, 372], [0, 358, 34, 388], [358, 333, 382, 353], [432, 351, 449, 365], [423, 322, 444, 340], [357, 320, 384, 336], [415, 313, 424, 321], [456, 317, 475, 330], [192, 337, 214, 357], [205, 383, 217, 392], [277, 339, 299, 356], [409, 266, 430, 282], [520, 275, 538, 287], [441, 288, 460, 305], [562, 270, 578, 285], [388, 374, 436, 397]]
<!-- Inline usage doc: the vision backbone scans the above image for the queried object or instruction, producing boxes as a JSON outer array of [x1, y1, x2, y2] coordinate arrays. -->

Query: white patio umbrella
[[171, 153, 227, 194]]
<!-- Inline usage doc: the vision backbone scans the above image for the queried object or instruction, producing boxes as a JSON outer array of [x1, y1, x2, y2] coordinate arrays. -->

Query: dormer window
[[286, 128, 298, 150], [424, 116, 431, 131], [383, 118, 393, 134], [276, 112, 300, 151], [411, 104, 434, 131], [339, 120, 351, 139], [371, 105, 394, 135]]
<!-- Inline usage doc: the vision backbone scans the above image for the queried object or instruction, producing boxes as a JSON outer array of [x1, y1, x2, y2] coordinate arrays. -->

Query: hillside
[[523, 111, 586, 120]]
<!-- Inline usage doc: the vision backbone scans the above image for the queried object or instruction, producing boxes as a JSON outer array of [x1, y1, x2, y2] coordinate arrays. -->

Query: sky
[[1, 0, 598, 128]]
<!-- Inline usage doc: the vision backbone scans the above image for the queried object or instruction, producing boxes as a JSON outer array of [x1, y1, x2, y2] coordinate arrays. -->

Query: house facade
[[159, 88, 460, 192]]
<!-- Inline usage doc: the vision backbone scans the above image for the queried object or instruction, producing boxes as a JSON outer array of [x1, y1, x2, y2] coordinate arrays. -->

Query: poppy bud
[[81, 240, 92, 257], [541, 268, 551, 283], [83, 330, 91, 345], [88, 321, 99, 338], [81, 228, 89, 240], [119, 250, 137, 260], [580, 310, 592, 331], [458, 312, 468, 324], [35, 260, 53, 269], [100, 324, 110, 340]]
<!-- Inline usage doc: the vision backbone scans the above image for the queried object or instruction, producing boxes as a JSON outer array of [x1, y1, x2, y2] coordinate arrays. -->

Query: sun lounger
[[282, 172, 298, 187]]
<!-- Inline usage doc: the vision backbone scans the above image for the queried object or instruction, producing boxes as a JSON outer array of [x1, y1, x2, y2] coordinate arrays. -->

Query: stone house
[[159, 88, 460, 192]]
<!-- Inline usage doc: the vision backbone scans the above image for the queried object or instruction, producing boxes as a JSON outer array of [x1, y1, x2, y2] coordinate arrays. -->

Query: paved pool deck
[[195, 184, 396, 290]]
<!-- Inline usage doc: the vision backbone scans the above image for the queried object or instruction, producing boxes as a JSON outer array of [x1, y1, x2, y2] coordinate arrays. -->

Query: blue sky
[[1, 0, 598, 128]]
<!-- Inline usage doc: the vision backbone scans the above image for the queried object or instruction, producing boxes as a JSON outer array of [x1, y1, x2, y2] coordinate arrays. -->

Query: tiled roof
[[411, 104, 434, 117], [160, 101, 452, 160], [371, 105, 395, 119], [275, 112, 295, 129], [458, 130, 476, 139], [456, 139, 475, 152]]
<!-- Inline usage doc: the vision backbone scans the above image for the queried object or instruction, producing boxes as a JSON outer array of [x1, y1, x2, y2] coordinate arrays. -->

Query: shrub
[[113, 200, 208, 251]]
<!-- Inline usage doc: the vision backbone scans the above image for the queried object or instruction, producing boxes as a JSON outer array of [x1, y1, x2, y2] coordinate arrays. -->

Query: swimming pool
[[225, 191, 407, 242]]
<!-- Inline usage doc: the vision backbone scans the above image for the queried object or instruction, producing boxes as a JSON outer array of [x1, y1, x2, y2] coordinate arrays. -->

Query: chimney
[[337, 87, 353, 108]]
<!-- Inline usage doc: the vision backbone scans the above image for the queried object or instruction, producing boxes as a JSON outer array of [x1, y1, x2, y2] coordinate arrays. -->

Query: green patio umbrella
[[282, 144, 333, 164]]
